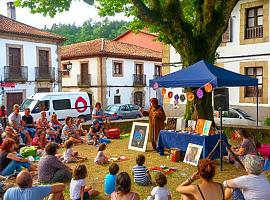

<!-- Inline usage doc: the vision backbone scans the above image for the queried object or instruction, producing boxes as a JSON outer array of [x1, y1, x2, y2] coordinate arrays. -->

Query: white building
[[61, 38, 162, 108], [0, 3, 64, 113], [164, 0, 270, 121]]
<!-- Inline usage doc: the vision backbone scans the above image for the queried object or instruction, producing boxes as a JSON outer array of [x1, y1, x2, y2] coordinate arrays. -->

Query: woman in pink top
[[37, 111, 57, 139], [111, 172, 139, 200]]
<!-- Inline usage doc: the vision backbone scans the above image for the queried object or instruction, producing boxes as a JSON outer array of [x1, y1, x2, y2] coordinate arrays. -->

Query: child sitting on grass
[[31, 128, 48, 149], [104, 163, 119, 195], [63, 140, 87, 163], [132, 154, 152, 185], [94, 143, 109, 165], [148, 172, 171, 200], [70, 165, 99, 200]]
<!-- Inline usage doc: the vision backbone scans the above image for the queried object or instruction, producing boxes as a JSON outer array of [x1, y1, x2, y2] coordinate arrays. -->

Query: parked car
[[104, 104, 143, 120], [214, 108, 255, 126]]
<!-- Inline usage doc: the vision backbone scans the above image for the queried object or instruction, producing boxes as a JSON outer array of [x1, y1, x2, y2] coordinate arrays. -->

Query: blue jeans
[[0, 160, 30, 176], [25, 127, 36, 138]]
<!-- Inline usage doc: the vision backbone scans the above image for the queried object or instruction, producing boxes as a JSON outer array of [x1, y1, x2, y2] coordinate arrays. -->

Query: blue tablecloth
[[157, 130, 229, 159]]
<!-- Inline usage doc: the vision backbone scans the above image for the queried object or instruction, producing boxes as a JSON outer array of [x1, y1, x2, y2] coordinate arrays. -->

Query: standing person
[[223, 155, 270, 200], [3, 171, 65, 200], [38, 143, 72, 183], [111, 172, 140, 200], [92, 102, 106, 124], [69, 165, 99, 200], [22, 108, 36, 138], [176, 159, 224, 200], [148, 98, 166, 151], [0, 105, 7, 129], [104, 163, 120, 196]]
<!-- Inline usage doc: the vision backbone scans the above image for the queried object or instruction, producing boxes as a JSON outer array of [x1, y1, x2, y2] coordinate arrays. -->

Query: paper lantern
[[168, 91, 173, 98], [187, 92, 194, 101], [174, 94, 179, 101], [180, 94, 186, 102], [205, 83, 213, 92], [153, 82, 159, 90], [196, 89, 203, 99], [161, 88, 166, 96]]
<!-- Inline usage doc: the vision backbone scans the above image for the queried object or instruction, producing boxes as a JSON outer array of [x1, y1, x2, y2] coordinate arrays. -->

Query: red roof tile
[[0, 14, 65, 41], [61, 39, 162, 61]]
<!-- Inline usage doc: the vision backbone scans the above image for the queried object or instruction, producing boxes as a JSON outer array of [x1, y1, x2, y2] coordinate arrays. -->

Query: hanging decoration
[[153, 82, 159, 90], [168, 91, 173, 98], [174, 94, 179, 101], [196, 89, 203, 99], [161, 88, 166, 96], [180, 94, 186, 102], [187, 92, 195, 102], [204, 83, 213, 92]]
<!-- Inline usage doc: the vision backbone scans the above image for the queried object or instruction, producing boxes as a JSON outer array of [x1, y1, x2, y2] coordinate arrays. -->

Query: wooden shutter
[[222, 18, 232, 43], [39, 50, 49, 68], [9, 48, 21, 67]]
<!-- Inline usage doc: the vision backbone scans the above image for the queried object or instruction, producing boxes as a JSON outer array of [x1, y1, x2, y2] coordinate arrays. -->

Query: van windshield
[[20, 99, 38, 112]]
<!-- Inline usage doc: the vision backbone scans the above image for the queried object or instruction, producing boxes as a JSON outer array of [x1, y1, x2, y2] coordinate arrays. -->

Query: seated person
[[31, 129, 48, 149], [22, 108, 36, 138], [4, 171, 66, 200], [74, 118, 87, 136], [176, 159, 224, 200], [132, 154, 152, 185], [224, 155, 270, 200], [61, 116, 82, 144], [88, 120, 105, 145], [38, 143, 72, 183], [37, 111, 57, 140], [92, 102, 106, 125], [20, 119, 33, 145], [0, 139, 37, 176], [63, 140, 86, 163], [49, 114, 62, 133], [230, 129, 257, 162]]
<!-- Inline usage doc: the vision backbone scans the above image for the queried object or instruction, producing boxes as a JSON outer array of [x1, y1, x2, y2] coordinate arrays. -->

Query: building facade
[[0, 14, 64, 113], [164, 0, 270, 121], [61, 39, 162, 109]]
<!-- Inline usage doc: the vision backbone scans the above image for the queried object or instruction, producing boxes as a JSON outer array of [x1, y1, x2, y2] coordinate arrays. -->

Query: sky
[[0, 0, 130, 29]]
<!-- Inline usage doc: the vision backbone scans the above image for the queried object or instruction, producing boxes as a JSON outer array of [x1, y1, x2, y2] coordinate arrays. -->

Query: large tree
[[15, 0, 239, 120]]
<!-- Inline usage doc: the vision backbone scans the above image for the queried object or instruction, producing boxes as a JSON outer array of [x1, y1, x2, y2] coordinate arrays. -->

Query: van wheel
[[78, 115, 87, 122]]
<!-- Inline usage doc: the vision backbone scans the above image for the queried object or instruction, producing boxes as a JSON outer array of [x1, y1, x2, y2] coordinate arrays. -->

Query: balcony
[[133, 74, 146, 86], [77, 74, 91, 87], [4, 66, 28, 82], [35, 67, 55, 82], [245, 26, 263, 39]]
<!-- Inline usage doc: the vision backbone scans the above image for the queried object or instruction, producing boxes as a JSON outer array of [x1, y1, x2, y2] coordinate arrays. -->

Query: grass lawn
[[58, 137, 246, 200]]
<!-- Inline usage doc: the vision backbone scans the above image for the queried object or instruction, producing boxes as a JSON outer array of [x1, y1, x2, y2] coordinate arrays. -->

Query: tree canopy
[[44, 19, 129, 45]]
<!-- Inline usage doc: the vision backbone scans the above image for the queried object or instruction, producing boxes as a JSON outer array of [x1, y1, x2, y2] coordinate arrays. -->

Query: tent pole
[[256, 85, 259, 127]]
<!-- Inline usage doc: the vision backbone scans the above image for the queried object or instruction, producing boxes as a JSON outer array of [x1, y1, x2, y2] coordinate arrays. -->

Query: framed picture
[[187, 120, 197, 132], [128, 122, 149, 152], [203, 120, 212, 136], [195, 119, 206, 134], [183, 143, 203, 166]]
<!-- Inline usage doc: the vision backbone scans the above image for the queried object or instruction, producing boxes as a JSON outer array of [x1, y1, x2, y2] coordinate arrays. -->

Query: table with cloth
[[157, 130, 229, 159]]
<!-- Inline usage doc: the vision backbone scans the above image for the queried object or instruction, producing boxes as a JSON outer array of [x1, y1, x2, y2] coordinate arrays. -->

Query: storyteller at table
[[148, 98, 166, 151]]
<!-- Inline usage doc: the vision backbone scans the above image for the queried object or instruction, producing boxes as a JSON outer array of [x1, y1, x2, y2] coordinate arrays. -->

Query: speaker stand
[[207, 110, 245, 171]]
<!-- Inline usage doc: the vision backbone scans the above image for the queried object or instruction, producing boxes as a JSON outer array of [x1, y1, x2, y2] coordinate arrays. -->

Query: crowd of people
[[0, 100, 269, 200]]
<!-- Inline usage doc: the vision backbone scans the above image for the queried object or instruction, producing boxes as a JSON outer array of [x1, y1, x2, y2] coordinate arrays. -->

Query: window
[[120, 105, 129, 111], [37, 88, 50, 93], [245, 67, 263, 97], [53, 99, 71, 110], [113, 62, 123, 76], [62, 63, 70, 76], [130, 104, 140, 111], [135, 63, 143, 75], [154, 65, 162, 77], [32, 100, 50, 113], [228, 110, 240, 118], [245, 6, 263, 39], [114, 96, 121, 104], [39, 50, 49, 68], [134, 91, 143, 107], [9, 47, 21, 67]]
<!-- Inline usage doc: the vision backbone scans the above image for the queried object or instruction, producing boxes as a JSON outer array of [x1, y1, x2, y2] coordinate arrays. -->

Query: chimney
[[7, 2, 16, 20]]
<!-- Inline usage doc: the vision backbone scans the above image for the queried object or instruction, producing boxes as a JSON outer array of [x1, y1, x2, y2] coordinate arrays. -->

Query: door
[[134, 91, 143, 107], [80, 63, 89, 85], [9, 48, 21, 79], [38, 50, 49, 79], [6, 92, 23, 114]]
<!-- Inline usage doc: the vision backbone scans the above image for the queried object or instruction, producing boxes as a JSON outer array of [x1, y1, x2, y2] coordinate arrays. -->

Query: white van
[[19, 92, 92, 121]]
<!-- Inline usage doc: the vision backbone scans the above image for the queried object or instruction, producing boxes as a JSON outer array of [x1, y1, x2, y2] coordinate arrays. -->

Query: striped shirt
[[132, 165, 149, 185]]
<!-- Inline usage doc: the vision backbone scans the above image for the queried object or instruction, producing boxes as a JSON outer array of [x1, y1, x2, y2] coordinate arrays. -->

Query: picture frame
[[203, 120, 212, 136], [128, 122, 149, 152], [183, 143, 203, 166]]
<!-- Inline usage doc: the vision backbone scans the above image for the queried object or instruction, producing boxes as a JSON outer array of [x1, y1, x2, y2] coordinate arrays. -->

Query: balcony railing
[[4, 66, 28, 82], [245, 26, 263, 39], [35, 67, 55, 82], [133, 74, 146, 86], [77, 74, 91, 87]]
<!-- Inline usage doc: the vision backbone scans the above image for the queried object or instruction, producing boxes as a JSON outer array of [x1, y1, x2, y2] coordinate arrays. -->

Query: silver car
[[104, 104, 143, 120]]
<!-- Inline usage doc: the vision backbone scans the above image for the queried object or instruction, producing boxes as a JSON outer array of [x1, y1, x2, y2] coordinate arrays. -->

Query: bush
[[264, 116, 270, 126]]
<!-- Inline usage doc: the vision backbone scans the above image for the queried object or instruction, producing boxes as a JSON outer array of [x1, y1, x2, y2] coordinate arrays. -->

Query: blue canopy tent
[[149, 60, 259, 125]]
